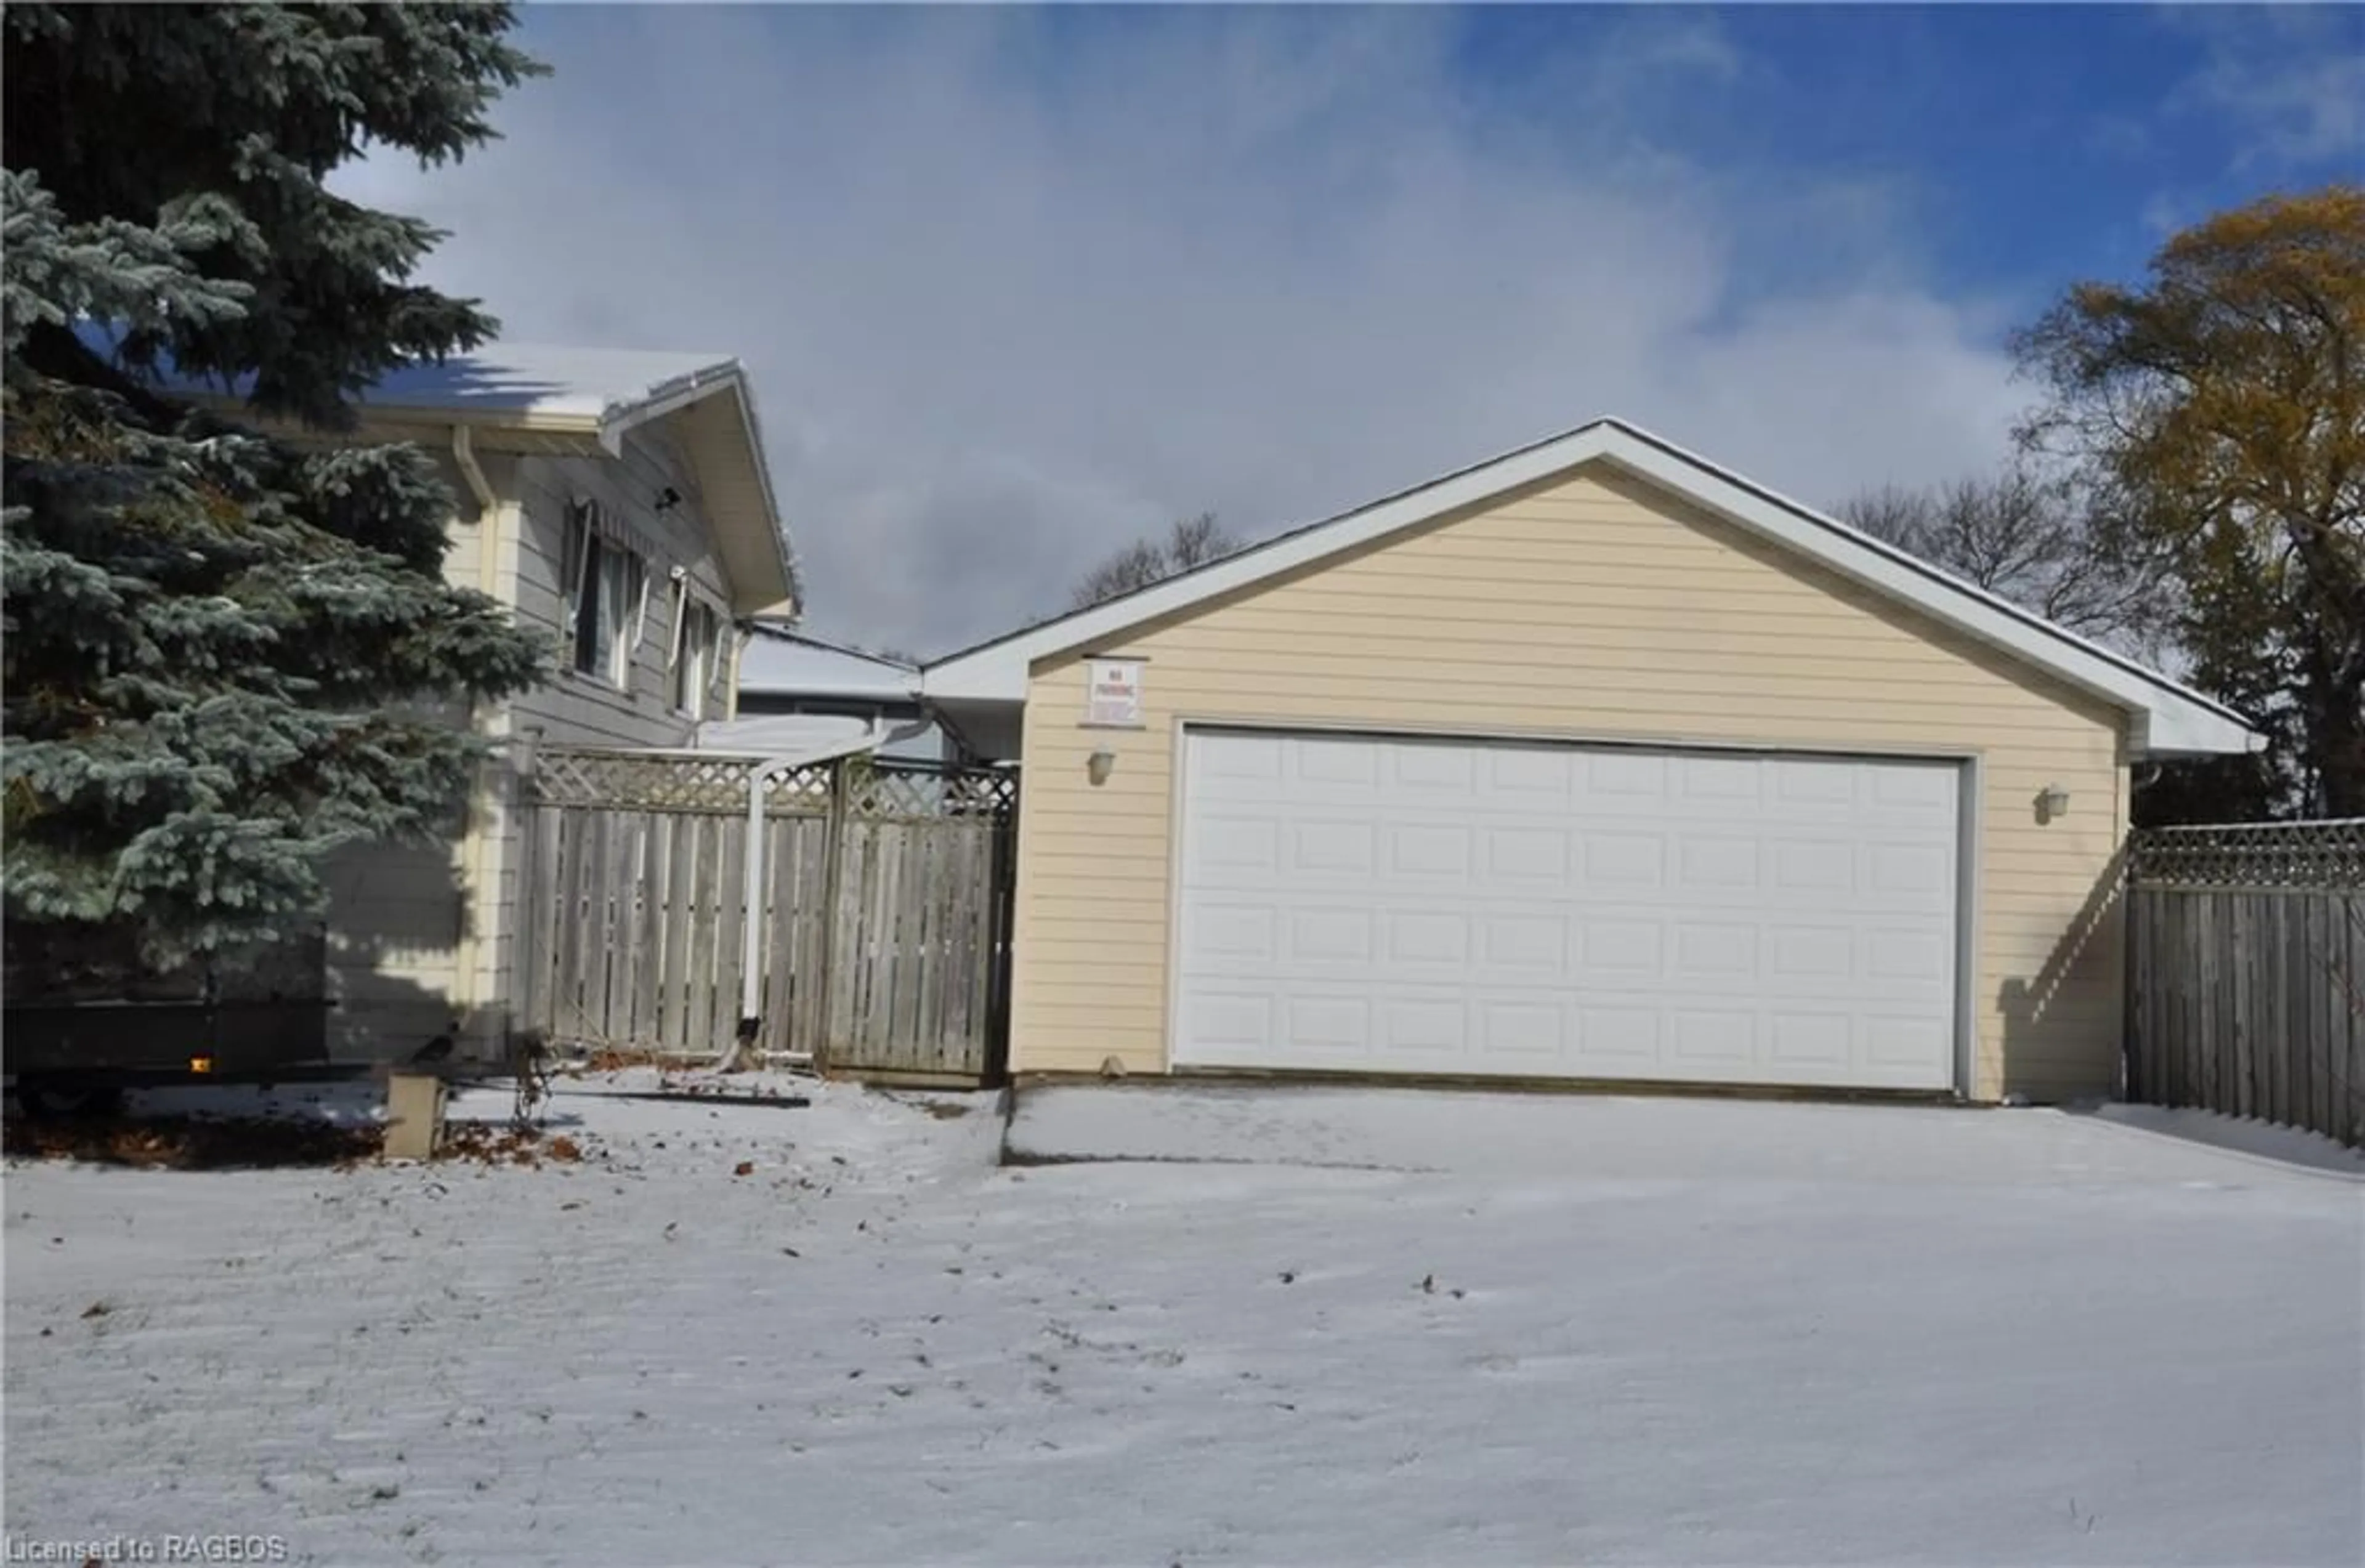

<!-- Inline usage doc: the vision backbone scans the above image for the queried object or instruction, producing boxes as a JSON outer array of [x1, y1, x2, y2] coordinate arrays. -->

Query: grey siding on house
[[325, 421, 750, 1064], [507, 427, 734, 750]]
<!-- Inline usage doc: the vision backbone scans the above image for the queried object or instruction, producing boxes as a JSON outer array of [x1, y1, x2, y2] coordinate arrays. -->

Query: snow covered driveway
[[7, 1080, 2361, 1566]]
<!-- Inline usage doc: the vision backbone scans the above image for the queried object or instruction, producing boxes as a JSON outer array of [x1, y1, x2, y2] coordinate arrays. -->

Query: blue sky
[[344, 4, 2363, 654]]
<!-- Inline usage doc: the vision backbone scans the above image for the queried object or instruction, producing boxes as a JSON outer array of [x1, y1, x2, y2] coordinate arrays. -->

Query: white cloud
[[2167, 6, 2365, 168], [339, 9, 2025, 657]]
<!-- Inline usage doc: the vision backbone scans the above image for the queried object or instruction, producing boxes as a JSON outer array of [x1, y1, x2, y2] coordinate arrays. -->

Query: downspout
[[450, 424, 504, 1050], [452, 424, 499, 531], [728, 717, 928, 1070], [724, 622, 748, 721]]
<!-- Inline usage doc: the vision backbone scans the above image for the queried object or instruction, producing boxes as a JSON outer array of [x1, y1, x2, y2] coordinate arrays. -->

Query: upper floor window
[[562, 499, 647, 689], [670, 585, 723, 719]]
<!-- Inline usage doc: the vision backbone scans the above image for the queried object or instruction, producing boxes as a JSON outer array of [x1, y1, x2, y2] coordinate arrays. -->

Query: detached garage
[[921, 419, 2256, 1102]]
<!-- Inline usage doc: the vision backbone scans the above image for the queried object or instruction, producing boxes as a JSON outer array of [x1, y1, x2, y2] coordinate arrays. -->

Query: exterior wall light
[[1087, 749, 1117, 786], [2036, 783, 2070, 823]]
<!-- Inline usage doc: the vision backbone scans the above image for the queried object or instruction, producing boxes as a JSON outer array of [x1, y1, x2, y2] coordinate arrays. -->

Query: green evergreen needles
[[2, 4, 550, 972]]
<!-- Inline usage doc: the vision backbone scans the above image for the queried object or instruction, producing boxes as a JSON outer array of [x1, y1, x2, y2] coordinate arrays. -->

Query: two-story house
[[241, 346, 801, 1062]]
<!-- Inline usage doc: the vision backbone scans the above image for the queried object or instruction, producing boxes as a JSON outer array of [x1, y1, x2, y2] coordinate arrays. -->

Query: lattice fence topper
[[528, 748, 831, 814], [842, 760, 1019, 820], [2130, 818, 2365, 891], [527, 747, 1017, 820]]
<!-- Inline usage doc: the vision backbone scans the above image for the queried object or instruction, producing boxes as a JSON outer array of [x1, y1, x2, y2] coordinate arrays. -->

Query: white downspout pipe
[[727, 718, 931, 1070], [451, 424, 498, 522], [450, 425, 503, 1049]]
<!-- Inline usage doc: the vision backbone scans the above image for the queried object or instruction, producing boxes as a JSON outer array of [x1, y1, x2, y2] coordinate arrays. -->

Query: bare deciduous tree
[[1836, 466, 2171, 660], [1069, 512, 1241, 610]]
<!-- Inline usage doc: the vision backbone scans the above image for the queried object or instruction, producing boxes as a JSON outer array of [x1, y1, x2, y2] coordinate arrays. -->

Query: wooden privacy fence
[[516, 748, 1017, 1083], [2125, 819, 2365, 1147]]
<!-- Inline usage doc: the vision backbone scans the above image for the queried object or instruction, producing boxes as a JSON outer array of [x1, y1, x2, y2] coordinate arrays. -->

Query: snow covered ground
[[7, 1077, 2361, 1566]]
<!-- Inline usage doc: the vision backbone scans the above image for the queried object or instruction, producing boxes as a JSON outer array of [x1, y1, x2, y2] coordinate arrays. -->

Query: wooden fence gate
[[2125, 820, 2365, 1147], [515, 748, 1018, 1083]]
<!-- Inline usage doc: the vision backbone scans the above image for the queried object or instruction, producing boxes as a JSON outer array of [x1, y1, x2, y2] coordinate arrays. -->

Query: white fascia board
[[1595, 433, 2259, 758], [921, 418, 2258, 758], [599, 363, 799, 615], [2137, 703, 2269, 758]]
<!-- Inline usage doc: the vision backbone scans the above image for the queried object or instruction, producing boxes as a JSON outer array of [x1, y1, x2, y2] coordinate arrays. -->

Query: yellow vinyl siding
[[1010, 465, 2131, 1102]]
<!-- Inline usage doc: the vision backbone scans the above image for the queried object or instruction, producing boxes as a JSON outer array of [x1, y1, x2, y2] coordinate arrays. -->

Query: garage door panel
[[1579, 920, 1663, 976], [1174, 730, 1960, 1091], [1670, 921, 1759, 982], [1768, 1012, 1853, 1067], [1577, 1004, 1663, 1061], [1863, 1014, 1954, 1069], [1476, 998, 1569, 1059], [1580, 831, 1667, 887], [1386, 823, 1476, 881], [1476, 913, 1570, 977], [1482, 826, 1572, 882], [1768, 925, 1855, 984], [1284, 993, 1372, 1054], [1673, 753, 1764, 806], [1670, 1008, 1758, 1064], [1391, 742, 1478, 793], [1674, 836, 1763, 891], [1386, 909, 1473, 966], [1289, 907, 1377, 964], [1486, 746, 1575, 799], [1192, 732, 1288, 793], [1583, 750, 1671, 800], [1183, 990, 1275, 1055], [1289, 820, 1378, 877], [1869, 842, 1953, 897], [1182, 902, 1279, 963], [1769, 758, 1860, 808], [1381, 995, 1470, 1056], [1296, 738, 1382, 788], [1769, 838, 1860, 894], [1187, 813, 1282, 878]]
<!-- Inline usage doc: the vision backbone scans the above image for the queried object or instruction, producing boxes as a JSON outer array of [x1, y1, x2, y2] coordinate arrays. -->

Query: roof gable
[[76, 326, 798, 617], [365, 349, 801, 621], [920, 418, 2256, 758]]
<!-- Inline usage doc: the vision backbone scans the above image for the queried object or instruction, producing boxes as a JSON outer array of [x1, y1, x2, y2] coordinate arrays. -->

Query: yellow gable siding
[[1011, 464, 2131, 1102]]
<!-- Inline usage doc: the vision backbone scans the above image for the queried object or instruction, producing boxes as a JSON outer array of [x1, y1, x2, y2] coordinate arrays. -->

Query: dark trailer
[[4, 926, 340, 1115]]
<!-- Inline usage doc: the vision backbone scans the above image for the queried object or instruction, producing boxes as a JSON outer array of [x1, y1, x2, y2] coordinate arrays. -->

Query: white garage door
[[1174, 729, 1962, 1091]]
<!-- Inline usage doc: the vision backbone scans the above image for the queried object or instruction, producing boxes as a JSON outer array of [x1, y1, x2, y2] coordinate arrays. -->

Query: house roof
[[340, 343, 744, 424], [737, 625, 920, 705], [920, 416, 2259, 759], [374, 345, 799, 620], [79, 328, 799, 618]]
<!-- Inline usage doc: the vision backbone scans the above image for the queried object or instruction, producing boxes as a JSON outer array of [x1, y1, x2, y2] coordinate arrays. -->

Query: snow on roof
[[736, 627, 919, 704], [695, 711, 879, 755], [73, 322, 799, 615], [351, 344, 743, 422], [72, 323, 740, 426]]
